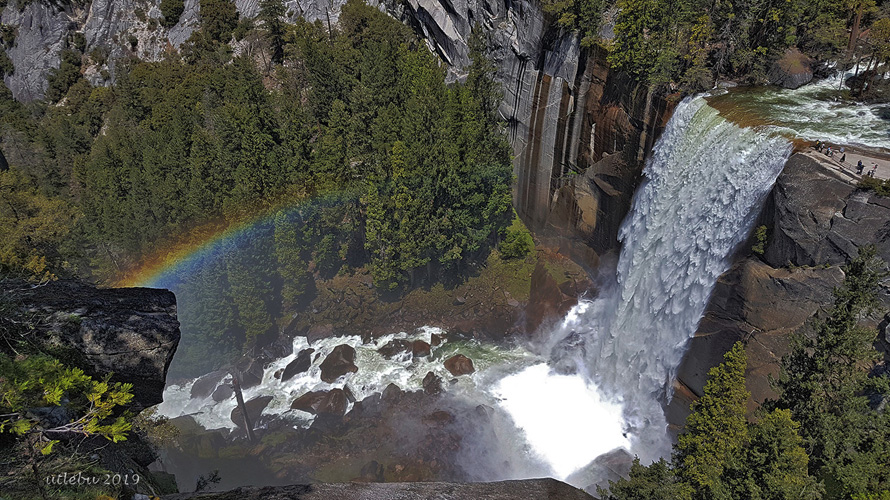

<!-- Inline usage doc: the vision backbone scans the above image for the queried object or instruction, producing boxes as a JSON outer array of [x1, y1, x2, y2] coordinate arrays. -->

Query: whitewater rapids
[[159, 96, 791, 487]]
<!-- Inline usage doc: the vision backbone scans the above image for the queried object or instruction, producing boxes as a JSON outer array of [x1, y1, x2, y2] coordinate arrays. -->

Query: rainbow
[[117, 194, 342, 288]]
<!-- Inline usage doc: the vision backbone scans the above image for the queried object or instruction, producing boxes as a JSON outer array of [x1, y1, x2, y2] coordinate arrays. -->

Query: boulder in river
[[291, 389, 349, 416], [211, 383, 233, 402], [320, 345, 358, 383], [422, 371, 443, 395], [230, 395, 273, 428], [191, 370, 226, 399], [768, 48, 813, 89], [282, 348, 315, 381], [444, 354, 475, 376], [411, 340, 431, 357], [378, 339, 412, 359]]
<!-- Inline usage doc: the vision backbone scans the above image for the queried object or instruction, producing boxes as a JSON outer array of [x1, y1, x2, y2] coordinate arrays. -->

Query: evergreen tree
[[260, 0, 286, 65], [770, 246, 890, 497], [675, 342, 750, 499]]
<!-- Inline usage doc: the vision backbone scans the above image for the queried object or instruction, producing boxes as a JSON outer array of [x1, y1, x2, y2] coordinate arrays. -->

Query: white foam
[[492, 364, 628, 479]]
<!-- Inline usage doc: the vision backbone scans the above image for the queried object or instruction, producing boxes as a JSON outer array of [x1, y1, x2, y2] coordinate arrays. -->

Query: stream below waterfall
[[157, 94, 799, 491]]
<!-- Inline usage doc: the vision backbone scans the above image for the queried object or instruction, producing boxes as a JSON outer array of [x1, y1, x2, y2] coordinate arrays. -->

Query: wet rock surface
[[166, 382, 518, 491], [230, 395, 274, 428], [291, 389, 349, 416], [526, 260, 579, 334], [319, 344, 358, 383], [281, 348, 314, 381], [679, 257, 843, 412], [443, 354, 474, 376]]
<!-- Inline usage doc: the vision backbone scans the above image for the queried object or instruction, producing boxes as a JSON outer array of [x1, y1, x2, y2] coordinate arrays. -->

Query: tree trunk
[[847, 2, 863, 57], [231, 373, 256, 442]]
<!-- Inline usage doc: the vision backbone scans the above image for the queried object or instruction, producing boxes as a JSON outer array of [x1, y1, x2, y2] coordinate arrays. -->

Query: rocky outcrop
[[0, 0, 365, 101], [763, 153, 890, 269], [6, 279, 180, 408], [768, 48, 813, 89], [529, 48, 675, 267], [162, 478, 595, 499], [678, 257, 843, 411], [526, 260, 578, 334], [676, 153, 890, 416]]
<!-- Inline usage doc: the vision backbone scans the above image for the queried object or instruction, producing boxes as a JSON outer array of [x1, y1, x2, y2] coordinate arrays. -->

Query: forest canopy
[[0, 0, 515, 374]]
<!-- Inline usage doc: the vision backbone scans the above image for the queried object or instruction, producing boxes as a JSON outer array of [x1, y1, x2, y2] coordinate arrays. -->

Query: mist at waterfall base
[[156, 96, 790, 490]]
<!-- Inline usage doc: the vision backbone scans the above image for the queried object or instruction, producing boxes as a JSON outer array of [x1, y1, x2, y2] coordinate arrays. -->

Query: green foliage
[[540, 0, 606, 46], [160, 0, 185, 28], [603, 342, 821, 500], [752, 225, 768, 255], [675, 342, 750, 497], [0, 49, 12, 77], [0, 166, 79, 280], [607, 0, 883, 87], [858, 175, 890, 197], [769, 246, 890, 497], [3, 0, 513, 375], [598, 458, 692, 500], [46, 49, 83, 103], [199, 0, 239, 42], [499, 216, 534, 259], [260, 0, 286, 65], [0, 354, 133, 444]]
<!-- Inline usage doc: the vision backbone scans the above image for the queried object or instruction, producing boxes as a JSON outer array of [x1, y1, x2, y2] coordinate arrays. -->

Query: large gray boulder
[[678, 258, 843, 411], [768, 48, 813, 89], [7, 279, 181, 408]]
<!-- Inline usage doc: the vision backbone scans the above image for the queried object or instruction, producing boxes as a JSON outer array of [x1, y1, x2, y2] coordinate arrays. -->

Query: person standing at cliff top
[[858, 160, 865, 174]]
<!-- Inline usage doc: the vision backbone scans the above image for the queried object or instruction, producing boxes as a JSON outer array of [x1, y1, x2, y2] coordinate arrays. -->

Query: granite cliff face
[[676, 153, 890, 417], [2, 0, 669, 269]]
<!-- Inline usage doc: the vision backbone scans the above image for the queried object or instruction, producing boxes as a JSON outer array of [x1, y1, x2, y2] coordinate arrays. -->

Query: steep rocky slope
[[676, 152, 890, 416]]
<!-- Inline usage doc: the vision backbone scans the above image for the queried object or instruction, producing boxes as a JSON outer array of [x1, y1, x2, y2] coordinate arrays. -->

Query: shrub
[[751, 225, 767, 255], [160, 0, 185, 28], [858, 175, 890, 197], [499, 217, 534, 259]]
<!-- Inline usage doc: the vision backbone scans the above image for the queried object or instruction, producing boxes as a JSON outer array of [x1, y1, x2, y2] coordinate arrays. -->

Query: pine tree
[[675, 342, 751, 499], [260, 0, 286, 65], [770, 246, 890, 497]]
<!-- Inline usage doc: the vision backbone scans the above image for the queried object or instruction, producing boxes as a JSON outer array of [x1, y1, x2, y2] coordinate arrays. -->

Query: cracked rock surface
[[6, 279, 180, 408]]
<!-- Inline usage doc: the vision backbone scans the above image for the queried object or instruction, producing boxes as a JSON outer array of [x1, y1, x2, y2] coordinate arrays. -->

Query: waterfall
[[498, 96, 792, 476], [159, 95, 795, 488]]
